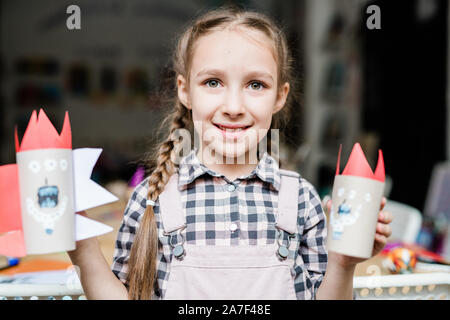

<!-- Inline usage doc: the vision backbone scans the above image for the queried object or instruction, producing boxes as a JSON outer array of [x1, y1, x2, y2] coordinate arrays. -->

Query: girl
[[68, 6, 392, 300]]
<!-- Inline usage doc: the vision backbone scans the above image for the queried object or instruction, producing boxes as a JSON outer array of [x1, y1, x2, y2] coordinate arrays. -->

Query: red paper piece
[[338, 143, 385, 182], [16, 109, 72, 152], [0, 230, 27, 257], [374, 149, 385, 182], [14, 126, 19, 152], [0, 164, 22, 232]]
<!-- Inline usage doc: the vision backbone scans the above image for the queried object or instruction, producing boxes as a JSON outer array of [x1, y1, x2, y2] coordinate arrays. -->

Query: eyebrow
[[195, 68, 274, 82], [195, 68, 226, 79]]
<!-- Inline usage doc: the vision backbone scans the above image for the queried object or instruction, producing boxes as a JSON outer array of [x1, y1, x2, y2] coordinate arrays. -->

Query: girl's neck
[[196, 146, 259, 182]]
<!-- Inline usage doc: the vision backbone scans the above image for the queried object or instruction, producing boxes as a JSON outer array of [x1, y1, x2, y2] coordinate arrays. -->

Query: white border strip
[[354, 272, 450, 289], [0, 284, 84, 297]]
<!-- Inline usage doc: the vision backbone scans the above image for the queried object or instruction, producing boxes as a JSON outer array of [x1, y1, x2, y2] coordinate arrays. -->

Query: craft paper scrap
[[0, 109, 118, 257]]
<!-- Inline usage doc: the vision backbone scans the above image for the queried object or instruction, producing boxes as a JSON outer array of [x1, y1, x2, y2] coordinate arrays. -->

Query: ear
[[274, 82, 290, 114], [177, 74, 191, 110]]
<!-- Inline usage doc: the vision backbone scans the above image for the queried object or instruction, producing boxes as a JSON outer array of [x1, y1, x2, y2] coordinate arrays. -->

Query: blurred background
[[0, 0, 449, 269]]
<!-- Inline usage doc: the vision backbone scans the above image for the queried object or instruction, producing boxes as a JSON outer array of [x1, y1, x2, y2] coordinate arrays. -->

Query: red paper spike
[[59, 111, 72, 149], [18, 110, 38, 152], [340, 143, 384, 182], [17, 109, 72, 152], [14, 126, 20, 153], [374, 149, 385, 182]]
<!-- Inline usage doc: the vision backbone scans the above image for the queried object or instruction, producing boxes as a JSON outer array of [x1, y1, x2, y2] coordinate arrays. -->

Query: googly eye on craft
[[337, 188, 345, 197], [44, 159, 57, 171], [60, 159, 68, 171], [28, 160, 41, 174], [349, 190, 356, 199]]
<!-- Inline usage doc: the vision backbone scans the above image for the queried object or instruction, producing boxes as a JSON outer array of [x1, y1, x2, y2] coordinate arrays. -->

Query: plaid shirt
[[111, 150, 328, 300]]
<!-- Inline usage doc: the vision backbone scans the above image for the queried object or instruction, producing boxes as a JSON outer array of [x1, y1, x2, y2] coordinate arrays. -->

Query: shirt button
[[230, 223, 238, 232], [227, 184, 236, 192]]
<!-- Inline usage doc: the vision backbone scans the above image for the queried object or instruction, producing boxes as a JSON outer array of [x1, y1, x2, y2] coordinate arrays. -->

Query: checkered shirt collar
[[177, 149, 281, 191]]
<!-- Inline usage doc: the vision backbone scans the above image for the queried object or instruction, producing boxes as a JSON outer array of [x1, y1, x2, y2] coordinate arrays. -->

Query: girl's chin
[[207, 143, 260, 164], [214, 148, 247, 159]]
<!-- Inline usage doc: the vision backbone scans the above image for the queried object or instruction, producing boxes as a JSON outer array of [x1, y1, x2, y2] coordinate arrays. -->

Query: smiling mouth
[[214, 124, 251, 132], [26, 195, 68, 231]]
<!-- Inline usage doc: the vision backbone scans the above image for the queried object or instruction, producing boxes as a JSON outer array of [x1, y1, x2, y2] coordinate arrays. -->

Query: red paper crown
[[15, 109, 72, 152], [335, 143, 385, 182]]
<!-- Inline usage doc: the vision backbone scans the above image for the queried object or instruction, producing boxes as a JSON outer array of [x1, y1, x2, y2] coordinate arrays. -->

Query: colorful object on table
[[0, 256, 19, 271], [327, 143, 385, 258], [0, 258, 72, 276], [382, 241, 450, 265], [383, 247, 417, 274], [0, 109, 118, 257]]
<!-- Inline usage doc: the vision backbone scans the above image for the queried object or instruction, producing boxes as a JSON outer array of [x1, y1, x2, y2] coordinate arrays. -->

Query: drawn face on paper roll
[[15, 110, 75, 254], [19, 150, 73, 235], [329, 187, 374, 241], [326, 143, 385, 259]]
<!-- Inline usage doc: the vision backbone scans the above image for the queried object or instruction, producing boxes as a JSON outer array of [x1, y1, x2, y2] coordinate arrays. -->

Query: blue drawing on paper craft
[[332, 200, 352, 240], [337, 201, 351, 215], [38, 182, 59, 208]]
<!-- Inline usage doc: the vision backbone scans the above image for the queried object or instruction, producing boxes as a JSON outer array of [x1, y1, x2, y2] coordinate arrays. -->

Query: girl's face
[[178, 27, 289, 164]]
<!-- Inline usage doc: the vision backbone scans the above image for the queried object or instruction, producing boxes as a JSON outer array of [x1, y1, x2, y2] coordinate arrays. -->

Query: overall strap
[[158, 173, 186, 234], [276, 169, 300, 235]]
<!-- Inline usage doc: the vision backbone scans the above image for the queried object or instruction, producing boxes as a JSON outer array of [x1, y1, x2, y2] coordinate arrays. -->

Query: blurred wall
[[0, 0, 303, 182]]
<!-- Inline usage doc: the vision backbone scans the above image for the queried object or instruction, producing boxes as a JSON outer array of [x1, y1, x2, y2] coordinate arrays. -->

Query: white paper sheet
[[0, 269, 81, 286]]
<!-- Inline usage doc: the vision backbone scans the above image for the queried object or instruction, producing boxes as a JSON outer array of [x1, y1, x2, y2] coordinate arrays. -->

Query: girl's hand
[[325, 197, 393, 269]]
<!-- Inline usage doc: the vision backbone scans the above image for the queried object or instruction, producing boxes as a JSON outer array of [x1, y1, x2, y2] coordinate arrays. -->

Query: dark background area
[[361, 0, 448, 211]]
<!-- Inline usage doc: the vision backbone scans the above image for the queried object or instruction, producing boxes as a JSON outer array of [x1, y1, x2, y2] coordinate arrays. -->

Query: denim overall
[[158, 169, 300, 300]]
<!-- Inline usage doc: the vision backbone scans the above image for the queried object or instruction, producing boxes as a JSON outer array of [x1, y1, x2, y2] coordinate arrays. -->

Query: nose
[[221, 86, 245, 117]]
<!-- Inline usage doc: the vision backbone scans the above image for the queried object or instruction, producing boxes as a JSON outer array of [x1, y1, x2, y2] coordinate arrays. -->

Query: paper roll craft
[[326, 143, 385, 259], [0, 109, 118, 257]]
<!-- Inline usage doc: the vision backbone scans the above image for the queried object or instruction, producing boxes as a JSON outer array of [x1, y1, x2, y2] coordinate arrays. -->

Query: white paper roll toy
[[0, 109, 118, 257], [326, 143, 385, 259]]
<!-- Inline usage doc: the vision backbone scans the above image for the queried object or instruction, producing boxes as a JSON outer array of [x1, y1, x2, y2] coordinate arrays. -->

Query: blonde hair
[[127, 5, 296, 299]]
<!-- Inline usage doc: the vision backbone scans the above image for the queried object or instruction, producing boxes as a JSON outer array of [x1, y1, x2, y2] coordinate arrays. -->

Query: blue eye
[[248, 81, 264, 91], [206, 79, 221, 88]]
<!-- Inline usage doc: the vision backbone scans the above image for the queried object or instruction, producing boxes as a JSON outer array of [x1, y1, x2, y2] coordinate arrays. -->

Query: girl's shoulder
[[128, 176, 151, 204], [122, 177, 151, 223], [128, 171, 322, 213], [278, 168, 319, 199]]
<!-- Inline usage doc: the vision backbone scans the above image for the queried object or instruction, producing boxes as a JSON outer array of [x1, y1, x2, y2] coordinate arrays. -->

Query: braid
[[127, 101, 191, 300]]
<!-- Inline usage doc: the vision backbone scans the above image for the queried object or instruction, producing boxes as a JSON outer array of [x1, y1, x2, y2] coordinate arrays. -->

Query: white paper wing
[[75, 214, 113, 241], [72, 148, 118, 212]]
